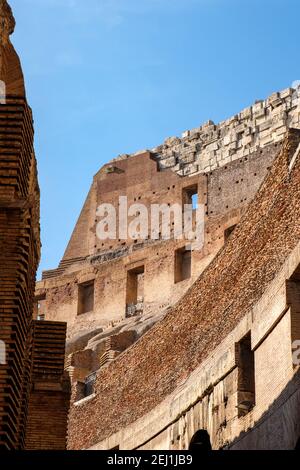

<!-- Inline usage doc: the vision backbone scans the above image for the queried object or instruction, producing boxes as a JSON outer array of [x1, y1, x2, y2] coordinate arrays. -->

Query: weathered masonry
[[35, 77, 300, 449], [37, 86, 300, 344], [68, 129, 300, 451], [0, 0, 69, 450]]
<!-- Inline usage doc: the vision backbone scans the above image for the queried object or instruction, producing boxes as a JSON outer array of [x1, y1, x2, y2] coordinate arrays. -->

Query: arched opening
[[189, 430, 212, 451], [295, 437, 300, 450]]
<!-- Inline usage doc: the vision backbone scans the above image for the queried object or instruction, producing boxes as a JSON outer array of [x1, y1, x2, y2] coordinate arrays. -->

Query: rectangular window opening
[[182, 185, 198, 210], [224, 224, 237, 241], [236, 332, 255, 417], [34, 294, 46, 321], [78, 280, 95, 315], [126, 265, 144, 317], [84, 372, 96, 397], [175, 248, 192, 283], [287, 262, 300, 358]]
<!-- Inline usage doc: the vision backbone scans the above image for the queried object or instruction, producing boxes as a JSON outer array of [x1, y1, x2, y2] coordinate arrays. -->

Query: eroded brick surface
[[0, 1, 69, 450], [67, 130, 300, 449]]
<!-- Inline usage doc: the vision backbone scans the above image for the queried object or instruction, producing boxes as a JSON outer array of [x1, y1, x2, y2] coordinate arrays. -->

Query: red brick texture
[[0, 1, 70, 449], [67, 129, 300, 449], [24, 321, 70, 450]]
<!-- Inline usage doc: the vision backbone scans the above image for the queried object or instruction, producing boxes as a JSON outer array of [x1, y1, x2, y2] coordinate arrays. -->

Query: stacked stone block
[[151, 87, 300, 175]]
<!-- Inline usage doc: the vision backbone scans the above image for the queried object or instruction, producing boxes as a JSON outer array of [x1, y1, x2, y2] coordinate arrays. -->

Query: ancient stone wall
[[40, 86, 300, 273], [31, 42, 300, 450], [36, 91, 296, 443], [24, 321, 70, 450], [0, 95, 40, 449], [0, 1, 69, 450], [87, 285, 300, 451], [152, 87, 300, 174], [38, 87, 300, 350], [37, 143, 277, 341], [66, 130, 300, 449]]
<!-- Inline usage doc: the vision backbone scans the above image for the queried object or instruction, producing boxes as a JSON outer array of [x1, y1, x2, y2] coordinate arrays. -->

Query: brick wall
[[0, 94, 40, 449], [24, 321, 70, 450], [37, 142, 278, 342], [67, 130, 300, 449], [0, 1, 70, 450]]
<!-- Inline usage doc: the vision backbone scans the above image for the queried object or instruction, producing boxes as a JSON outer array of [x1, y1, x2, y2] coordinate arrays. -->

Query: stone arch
[[188, 429, 212, 451]]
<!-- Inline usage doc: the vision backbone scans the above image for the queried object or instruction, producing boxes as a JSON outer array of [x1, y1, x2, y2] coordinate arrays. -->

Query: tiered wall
[[67, 130, 300, 450], [0, 96, 40, 449], [24, 321, 70, 450], [0, 0, 69, 450]]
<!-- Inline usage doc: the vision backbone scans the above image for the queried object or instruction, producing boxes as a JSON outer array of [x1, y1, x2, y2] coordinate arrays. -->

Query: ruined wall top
[[112, 86, 300, 177]]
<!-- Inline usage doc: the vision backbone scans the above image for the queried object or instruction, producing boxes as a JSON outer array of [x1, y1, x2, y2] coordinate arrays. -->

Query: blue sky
[[9, 0, 300, 278]]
